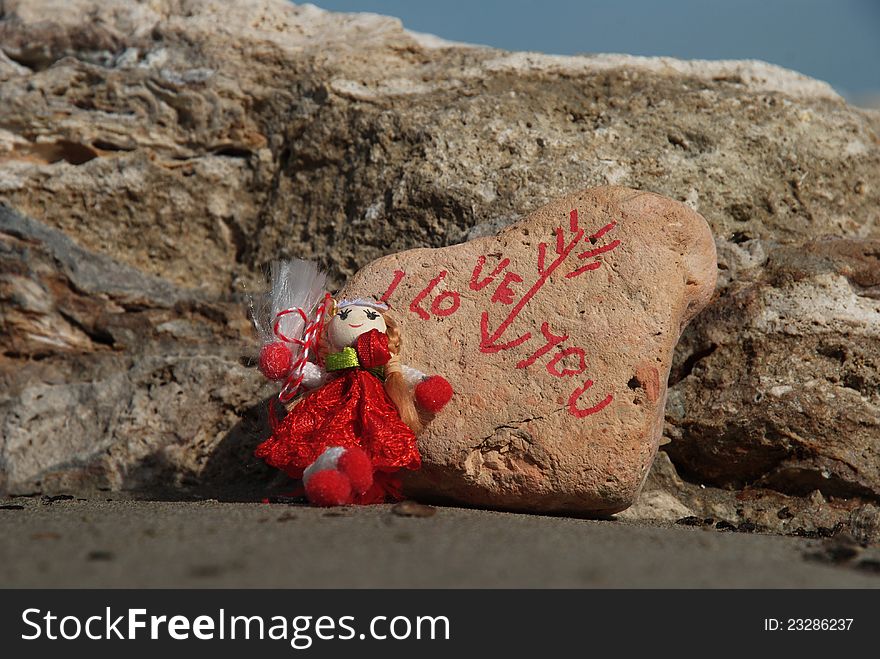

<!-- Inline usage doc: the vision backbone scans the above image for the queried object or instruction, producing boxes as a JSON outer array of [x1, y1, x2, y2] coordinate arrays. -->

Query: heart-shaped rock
[[339, 186, 717, 514]]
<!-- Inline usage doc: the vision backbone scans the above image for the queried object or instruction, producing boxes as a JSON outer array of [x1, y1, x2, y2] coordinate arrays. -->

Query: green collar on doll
[[325, 346, 384, 379]]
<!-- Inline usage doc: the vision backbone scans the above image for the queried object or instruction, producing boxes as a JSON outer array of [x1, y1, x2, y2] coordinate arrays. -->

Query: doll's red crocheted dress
[[254, 329, 421, 484]]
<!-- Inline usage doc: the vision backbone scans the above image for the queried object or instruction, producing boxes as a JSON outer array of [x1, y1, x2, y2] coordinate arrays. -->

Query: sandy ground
[[0, 497, 878, 588]]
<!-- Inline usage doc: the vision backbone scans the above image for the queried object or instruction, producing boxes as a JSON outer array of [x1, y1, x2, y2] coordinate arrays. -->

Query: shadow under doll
[[120, 395, 300, 503]]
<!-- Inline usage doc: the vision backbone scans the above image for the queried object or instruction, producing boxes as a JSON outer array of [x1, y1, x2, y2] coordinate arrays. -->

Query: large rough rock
[[0, 0, 878, 531], [667, 238, 880, 498], [0, 204, 267, 495], [340, 186, 716, 513]]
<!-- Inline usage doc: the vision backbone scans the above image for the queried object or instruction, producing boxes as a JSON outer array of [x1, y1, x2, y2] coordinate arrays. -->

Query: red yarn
[[415, 375, 453, 413], [259, 342, 293, 381], [305, 469, 352, 506], [337, 447, 374, 495]]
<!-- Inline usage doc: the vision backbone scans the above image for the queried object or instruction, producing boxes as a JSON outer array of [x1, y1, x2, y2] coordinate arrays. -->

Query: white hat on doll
[[334, 297, 389, 312]]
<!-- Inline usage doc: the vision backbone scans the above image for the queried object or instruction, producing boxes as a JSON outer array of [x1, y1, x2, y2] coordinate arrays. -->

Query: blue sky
[[309, 0, 880, 101]]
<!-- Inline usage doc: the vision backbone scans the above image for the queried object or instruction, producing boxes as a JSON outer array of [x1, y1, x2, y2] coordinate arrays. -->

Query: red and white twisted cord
[[272, 292, 332, 403]]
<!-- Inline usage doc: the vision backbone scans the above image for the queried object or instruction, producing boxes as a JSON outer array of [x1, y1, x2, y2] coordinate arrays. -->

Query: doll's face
[[327, 304, 387, 349]]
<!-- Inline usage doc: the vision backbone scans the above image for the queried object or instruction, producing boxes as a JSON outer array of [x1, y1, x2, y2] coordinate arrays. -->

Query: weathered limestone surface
[[1, 0, 878, 532]]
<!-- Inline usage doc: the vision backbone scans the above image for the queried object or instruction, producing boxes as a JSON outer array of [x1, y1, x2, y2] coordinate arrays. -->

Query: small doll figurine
[[251, 260, 453, 506]]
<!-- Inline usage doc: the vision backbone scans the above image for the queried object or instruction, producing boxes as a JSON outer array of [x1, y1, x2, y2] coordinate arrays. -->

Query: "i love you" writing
[[380, 209, 621, 420]]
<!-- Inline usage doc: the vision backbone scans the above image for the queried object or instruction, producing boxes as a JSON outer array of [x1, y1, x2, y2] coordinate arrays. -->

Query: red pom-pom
[[415, 375, 453, 413], [356, 329, 391, 368], [259, 342, 292, 381], [337, 447, 374, 495], [304, 469, 352, 507]]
